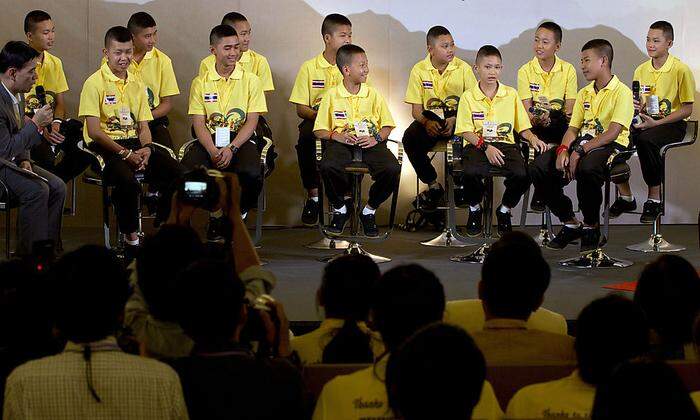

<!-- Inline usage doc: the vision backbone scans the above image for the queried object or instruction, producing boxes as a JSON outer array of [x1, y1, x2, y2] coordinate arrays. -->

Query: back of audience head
[[634, 254, 700, 354], [176, 259, 245, 348], [591, 358, 700, 420], [575, 295, 649, 385], [480, 232, 550, 320], [52, 246, 130, 343], [372, 264, 445, 353], [137, 224, 206, 322], [386, 323, 485, 420], [319, 254, 380, 363]]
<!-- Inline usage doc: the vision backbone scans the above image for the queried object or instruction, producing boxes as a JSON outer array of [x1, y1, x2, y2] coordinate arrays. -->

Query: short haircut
[[650, 20, 674, 41], [476, 44, 502, 63], [575, 295, 649, 385], [0, 41, 40, 73], [24, 10, 52, 34], [321, 13, 352, 36], [209, 24, 237, 46], [336, 44, 365, 73], [537, 21, 563, 43], [480, 232, 550, 319], [104, 26, 133, 48], [127, 12, 157, 33], [581, 39, 614, 68], [221, 12, 247, 26], [426, 25, 451, 45], [52, 245, 130, 343]]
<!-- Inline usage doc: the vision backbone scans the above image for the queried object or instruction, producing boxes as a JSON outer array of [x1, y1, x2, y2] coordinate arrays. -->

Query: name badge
[[483, 120, 498, 138], [333, 111, 347, 119], [204, 93, 218, 103], [215, 126, 230, 147], [104, 94, 117, 105], [354, 121, 370, 137], [118, 106, 132, 128]]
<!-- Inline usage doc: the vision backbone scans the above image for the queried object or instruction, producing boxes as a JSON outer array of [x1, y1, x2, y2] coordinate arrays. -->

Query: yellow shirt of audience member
[[290, 319, 385, 365], [405, 54, 477, 112], [633, 54, 695, 117], [312, 357, 504, 420], [78, 62, 153, 143], [313, 83, 395, 137], [24, 50, 69, 113], [505, 371, 595, 419], [569, 75, 634, 147], [517, 56, 577, 111], [199, 49, 274, 92], [444, 299, 568, 335]]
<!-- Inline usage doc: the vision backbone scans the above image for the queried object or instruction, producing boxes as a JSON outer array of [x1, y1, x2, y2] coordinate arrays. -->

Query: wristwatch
[[230, 145, 240, 154], [374, 133, 383, 143], [573, 143, 586, 156]]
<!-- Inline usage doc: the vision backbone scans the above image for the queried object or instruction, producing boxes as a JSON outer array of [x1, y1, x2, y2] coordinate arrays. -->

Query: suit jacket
[[0, 84, 42, 175]]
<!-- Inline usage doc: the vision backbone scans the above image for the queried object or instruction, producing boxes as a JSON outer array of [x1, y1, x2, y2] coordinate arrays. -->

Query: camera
[[178, 167, 222, 211]]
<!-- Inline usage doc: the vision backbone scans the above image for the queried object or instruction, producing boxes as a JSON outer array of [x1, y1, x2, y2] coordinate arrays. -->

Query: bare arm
[[296, 104, 317, 120], [230, 112, 259, 149], [150, 96, 174, 119], [191, 114, 218, 157], [86, 116, 127, 154]]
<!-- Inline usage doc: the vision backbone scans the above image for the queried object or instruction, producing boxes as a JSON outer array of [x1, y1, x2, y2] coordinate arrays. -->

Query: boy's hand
[[556, 150, 569, 172], [633, 113, 657, 131], [134, 147, 151, 170], [44, 128, 65, 145], [216, 147, 233, 169], [334, 131, 357, 145], [633, 98, 645, 114], [356, 135, 378, 148], [126, 152, 144, 169], [441, 117, 456, 136], [567, 151, 581, 180], [529, 136, 548, 154], [424, 119, 442, 137], [18, 160, 32, 172], [485, 144, 505, 167]]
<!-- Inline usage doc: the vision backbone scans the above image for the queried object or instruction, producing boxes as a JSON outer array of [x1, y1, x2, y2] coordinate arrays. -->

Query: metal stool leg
[[102, 183, 111, 249], [305, 200, 351, 250], [627, 217, 685, 252], [451, 176, 495, 264]]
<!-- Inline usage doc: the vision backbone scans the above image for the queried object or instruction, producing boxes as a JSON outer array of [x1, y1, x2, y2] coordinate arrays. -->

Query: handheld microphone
[[35, 85, 47, 107], [632, 81, 641, 125]]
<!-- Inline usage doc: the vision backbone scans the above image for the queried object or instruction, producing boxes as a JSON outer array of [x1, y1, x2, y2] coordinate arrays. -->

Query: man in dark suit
[[0, 41, 65, 255]]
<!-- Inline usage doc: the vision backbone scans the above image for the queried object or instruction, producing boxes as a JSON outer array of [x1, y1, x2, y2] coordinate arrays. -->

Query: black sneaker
[[360, 212, 379, 237], [546, 224, 583, 250], [640, 200, 663, 224], [143, 193, 159, 216], [530, 192, 546, 213], [466, 207, 483, 237], [301, 198, 319, 226], [207, 216, 225, 242], [495, 207, 512, 237], [123, 243, 141, 266], [609, 197, 637, 219], [580, 227, 601, 253], [453, 185, 468, 208], [328, 210, 351, 234], [418, 185, 444, 211]]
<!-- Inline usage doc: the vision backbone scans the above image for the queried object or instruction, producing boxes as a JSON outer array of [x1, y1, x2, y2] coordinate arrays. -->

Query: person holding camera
[[0, 41, 65, 256]]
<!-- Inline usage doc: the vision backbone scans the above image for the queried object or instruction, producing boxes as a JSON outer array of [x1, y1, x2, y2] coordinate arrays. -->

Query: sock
[[620, 195, 634, 202], [211, 209, 223, 218], [428, 181, 440, 190], [565, 223, 580, 229], [310, 196, 319, 202], [469, 204, 481, 212], [498, 205, 510, 214], [582, 225, 595, 230], [649, 198, 661, 203], [126, 238, 139, 246], [334, 205, 347, 214], [343, 195, 352, 201], [145, 191, 158, 197], [241, 212, 247, 220], [362, 206, 376, 216]]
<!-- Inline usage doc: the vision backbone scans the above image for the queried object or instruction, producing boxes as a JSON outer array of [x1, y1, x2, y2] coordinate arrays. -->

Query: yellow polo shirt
[[78, 62, 153, 143], [188, 65, 267, 134], [505, 371, 595, 419], [290, 318, 385, 365], [24, 50, 69, 113], [312, 356, 504, 420], [405, 54, 477, 111], [517, 56, 578, 111], [199, 49, 274, 92], [633, 54, 695, 117], [569, 75, 634, 147], [128, 47, 179, 109], [290, 53, 345, 110], [313, 83, 395, 136], [455, 82, 531, 145], [691, 391, 700, 412], [444, 299, 568, 336]]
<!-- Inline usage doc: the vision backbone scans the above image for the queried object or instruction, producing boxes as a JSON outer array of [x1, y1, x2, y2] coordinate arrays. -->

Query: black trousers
[[296, 119, 320, 191], [319, 141, 400, 209], [460, 143, 529, 209], [30, 133, 93, 183], [180, 137, 262, 213], [91, 139, 184, 233], [632, 120, 686, 187], [149, 116, 175, 150], [402, 120, 455, 185], [530, 144, 620, 226]]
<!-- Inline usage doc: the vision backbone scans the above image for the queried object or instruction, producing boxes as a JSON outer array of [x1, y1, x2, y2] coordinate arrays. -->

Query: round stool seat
[[344, 162, 370, 174]]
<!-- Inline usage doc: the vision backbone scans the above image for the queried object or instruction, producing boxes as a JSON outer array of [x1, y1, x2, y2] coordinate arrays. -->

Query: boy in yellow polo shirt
[[79, 26, 183, 255], [455, 45, 546, 237], [126, 12, 180, 149], [290, 14, 352, 226], [609, 21, 695, 223], [198, 12, 274, 93], [531, 39, 634, 252], [183, 24, 267, 235], [403, 25, 477, 209], [313, 44, 399, 237], [518, 21, 577, 211], [24, 10, 93, 183]]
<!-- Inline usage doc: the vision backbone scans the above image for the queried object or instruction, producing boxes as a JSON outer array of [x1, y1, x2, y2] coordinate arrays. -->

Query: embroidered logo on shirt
[[529, 83, 541, 92], [312, 80, 325, 89], [204, 93, 218, 103], [472, 111, 485, 120], [422, 80, 434, 89], [583, 102, 591, 110], [333, 111, 347, 119], [641, 85, 653, 94], [104, 94, 117, 105]]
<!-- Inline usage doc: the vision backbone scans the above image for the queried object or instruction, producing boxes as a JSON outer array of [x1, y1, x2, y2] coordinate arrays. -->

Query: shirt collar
[[422, 54, 457, 73], [316, 52, 334, 69], [585, 75, 620, 94], [63, 336, 121, 353], [100, 61, 132, 84], [649, 54, 675, 73], [483, 318, 528, 330], [239, 50, 252, 63], [338, 82, 369, 98], [1, 81, 18, 105], [208, 64, 244, 81], [531, 55, 563, 74], [472, 82, 508, 101]]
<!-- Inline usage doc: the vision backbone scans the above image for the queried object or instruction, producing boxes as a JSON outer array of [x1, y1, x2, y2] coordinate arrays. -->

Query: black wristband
[[374, 133, 383, 143], [574, 143, 586, 156]]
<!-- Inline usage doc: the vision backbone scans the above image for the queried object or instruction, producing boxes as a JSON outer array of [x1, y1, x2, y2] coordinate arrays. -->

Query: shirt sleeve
[[78, 78, 101, 118], [2, 373, 23, 420], [454, 91, 474, 135], [376, 92, 396, 128], [565, 65, 578, 100], [312, 94, 333, 132], [569, 90, 585, 129], [289, 64, 311, 106], [247, 75, 268, 114], [404, 65, 423, 105], [159, 56, 180, 97], [514, 93, 533, 133], [197, 56, 210, 78], [517, 65, 532, 100], [610, 86, 634, 128], [464, 65, 478, 91], [136, 84, 154, 122], [54, 58, 69, 94], [257, 55, 275, 92], [187, 77, 206, 115], [678, 64, 696, 104]]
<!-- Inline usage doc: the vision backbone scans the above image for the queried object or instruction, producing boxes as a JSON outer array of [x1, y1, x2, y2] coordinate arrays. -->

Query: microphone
[[632, 81, 641, 125], [35, 85, 47, 107]]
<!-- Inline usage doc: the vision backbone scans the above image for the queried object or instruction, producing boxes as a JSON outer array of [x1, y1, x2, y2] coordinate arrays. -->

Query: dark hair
[[210, 24, 238, 46], [575, 295, 649, 385], [650, 20, 674, 41], [176, 259, 245, 346], [222, 12, 247, 26], [336, 44, 365, 73], [476, 44, 502, 63], [427, 25, 451, 45], [372, 264, 445, 352], [634, 255, 700, 354], [386, 323, 485, 420], [321, 13, 352, 37], [52, 246, 130, 343], [127, 12, 157, 33], [0, 41, 40, 73], [581, 39, 614, 68], [320, 254, 379, 363], [104, 26, 133, 48], [137, 225, 206, 322], [537, 21, 563, 43], [24, 10, 52, 34], [480, 232, 550, 320], [591, 359, 700, 420]]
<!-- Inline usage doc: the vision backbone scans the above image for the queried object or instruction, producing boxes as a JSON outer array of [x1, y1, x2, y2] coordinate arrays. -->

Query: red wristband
[[556, 144, 568, 156], [475, 136, 486, 151]]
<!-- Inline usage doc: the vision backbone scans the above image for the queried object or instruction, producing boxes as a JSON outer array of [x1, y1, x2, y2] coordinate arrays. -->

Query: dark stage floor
[[3, 224, 699, 322]]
